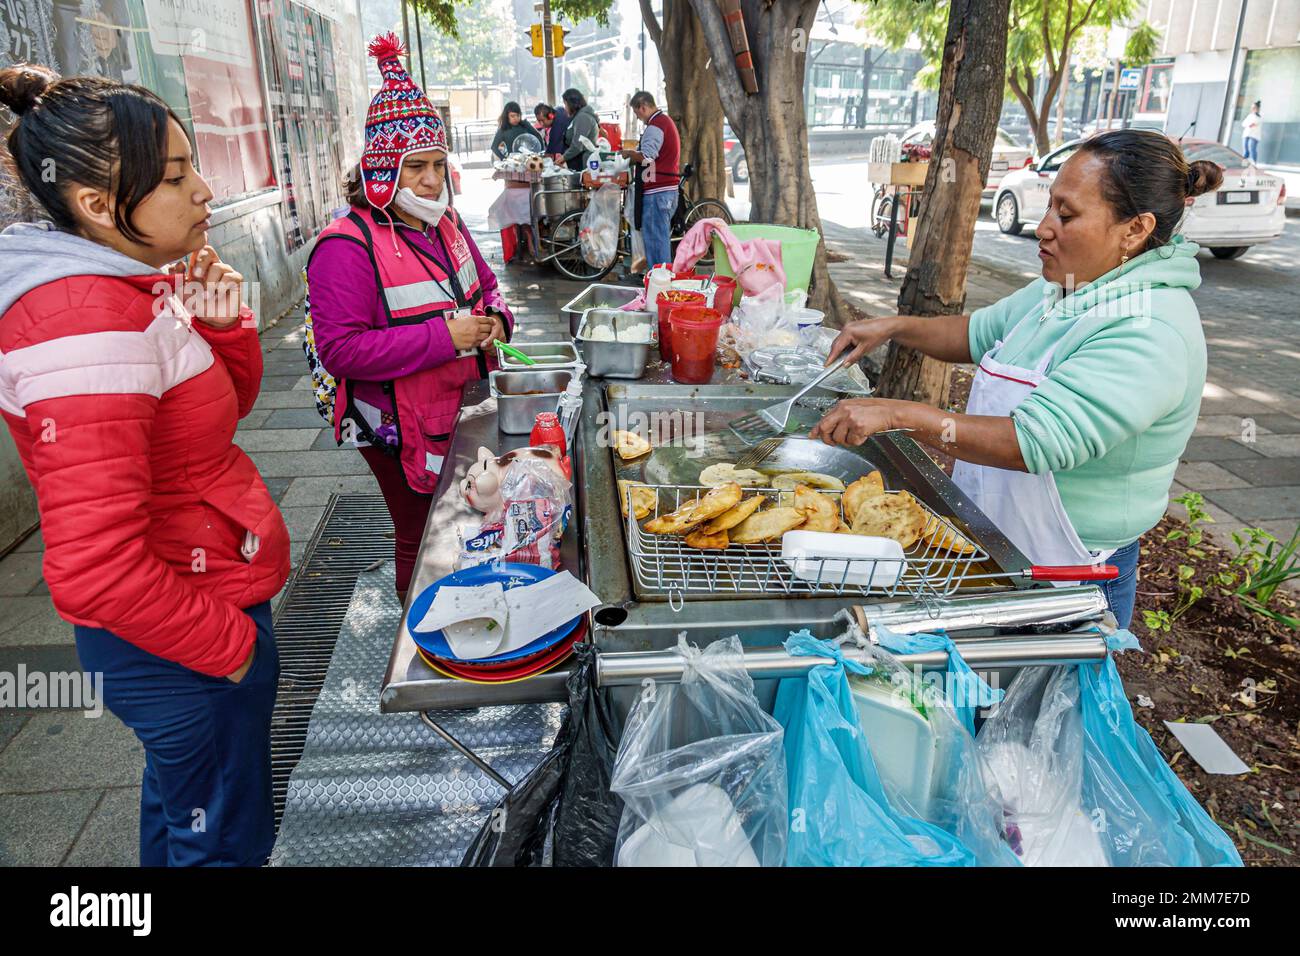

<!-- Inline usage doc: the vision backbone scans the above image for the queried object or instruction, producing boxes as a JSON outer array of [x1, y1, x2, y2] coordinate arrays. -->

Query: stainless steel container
[[494, 340, 583, 372], [577, 308, 657, 379], [561, 282, 642, 336], [488, 368, 574, 434], [539, 171, 584, 218]]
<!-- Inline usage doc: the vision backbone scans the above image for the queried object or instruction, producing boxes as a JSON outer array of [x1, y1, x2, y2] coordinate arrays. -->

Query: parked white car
[[992, 138, 1287, 259], [900, 121, 1033, 192]]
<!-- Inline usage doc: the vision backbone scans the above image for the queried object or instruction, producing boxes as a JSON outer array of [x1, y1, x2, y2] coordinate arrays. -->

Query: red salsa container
[[655, 289, 707, 362], [668, 308, 724, 385]]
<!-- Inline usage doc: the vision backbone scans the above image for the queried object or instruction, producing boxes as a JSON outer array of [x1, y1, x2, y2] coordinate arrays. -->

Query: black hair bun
[[1186, 160, 1224, 198], [0, 64, 58, 117]]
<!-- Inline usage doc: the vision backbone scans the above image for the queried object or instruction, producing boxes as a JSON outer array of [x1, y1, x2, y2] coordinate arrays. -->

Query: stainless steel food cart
[[379, 302, 1117, 790]]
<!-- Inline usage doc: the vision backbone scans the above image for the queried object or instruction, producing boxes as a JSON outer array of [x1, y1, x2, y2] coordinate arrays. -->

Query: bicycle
[[546, 163, 734, 283]]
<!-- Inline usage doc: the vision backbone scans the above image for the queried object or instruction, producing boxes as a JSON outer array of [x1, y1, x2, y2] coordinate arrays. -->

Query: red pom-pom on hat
[[368, 32, 407, 63]]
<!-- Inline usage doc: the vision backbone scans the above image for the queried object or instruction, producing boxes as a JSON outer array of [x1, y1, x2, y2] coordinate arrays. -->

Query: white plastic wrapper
[[611, 635, 788, 867]]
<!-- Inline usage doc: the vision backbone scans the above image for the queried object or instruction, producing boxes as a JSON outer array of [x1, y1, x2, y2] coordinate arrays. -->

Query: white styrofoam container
[[780, 530, 905, 589], [847, 674, 938, 816]]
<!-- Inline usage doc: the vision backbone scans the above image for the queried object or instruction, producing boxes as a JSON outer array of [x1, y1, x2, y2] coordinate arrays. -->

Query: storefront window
[[1234, 47, 1300, 167]]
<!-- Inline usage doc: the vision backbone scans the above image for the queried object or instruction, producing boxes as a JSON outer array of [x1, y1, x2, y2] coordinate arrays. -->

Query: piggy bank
[[460, 446, 506, 514]]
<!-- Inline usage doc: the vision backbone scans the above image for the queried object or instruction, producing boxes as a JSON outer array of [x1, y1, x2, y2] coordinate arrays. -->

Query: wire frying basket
[[623, 483, 991, 602]]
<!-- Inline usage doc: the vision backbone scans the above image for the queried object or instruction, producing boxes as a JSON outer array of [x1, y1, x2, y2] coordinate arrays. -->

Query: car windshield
[[1041, 144, 1081, 171]]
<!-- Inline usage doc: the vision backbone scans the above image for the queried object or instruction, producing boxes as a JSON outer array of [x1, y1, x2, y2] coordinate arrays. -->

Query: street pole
[[537, 0, 556, 104], [414, 7, 427, 91], [1218, 0, 1249, 144], [401, 0, 412, 76]]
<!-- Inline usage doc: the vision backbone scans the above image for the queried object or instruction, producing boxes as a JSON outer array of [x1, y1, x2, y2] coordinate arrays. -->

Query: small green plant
[[1229, 526, 1300, 629], [1142, 608, 1172, 633], [1167, 491, 1213, 557]]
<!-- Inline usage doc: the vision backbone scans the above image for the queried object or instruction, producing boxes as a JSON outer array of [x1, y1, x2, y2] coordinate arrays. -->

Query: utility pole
[[536, 0, 556, 104], [401, 0, 412, 76], [1218, 0, 1250, 143]]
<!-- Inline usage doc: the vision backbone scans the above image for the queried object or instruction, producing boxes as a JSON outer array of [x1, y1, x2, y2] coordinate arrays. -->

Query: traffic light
[[529, 23, 544, 57], [552, 25, 566, 58]]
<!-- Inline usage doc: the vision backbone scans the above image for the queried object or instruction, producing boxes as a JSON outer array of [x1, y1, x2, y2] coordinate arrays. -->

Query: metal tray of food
[[561, 282, 642, 336], [577, 308, 657, 379], [488, 367, 574, 434]]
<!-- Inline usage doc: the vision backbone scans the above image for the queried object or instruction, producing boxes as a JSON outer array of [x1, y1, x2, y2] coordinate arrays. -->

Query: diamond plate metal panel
[[270, 561, 563, 866]]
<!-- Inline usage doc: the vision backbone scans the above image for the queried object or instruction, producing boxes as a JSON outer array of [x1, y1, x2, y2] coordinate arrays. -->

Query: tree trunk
[[639, 0, 728, 205], [877, 0, 1011, 406], [688, 0, 849, 325]]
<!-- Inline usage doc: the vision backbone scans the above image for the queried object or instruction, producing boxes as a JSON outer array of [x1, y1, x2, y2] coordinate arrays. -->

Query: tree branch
[[638, 0, 663, 49], [686, 0, 746, 120]]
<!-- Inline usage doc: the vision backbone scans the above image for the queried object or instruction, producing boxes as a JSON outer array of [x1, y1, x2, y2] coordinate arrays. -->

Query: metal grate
[[269, 493, 393, 830]]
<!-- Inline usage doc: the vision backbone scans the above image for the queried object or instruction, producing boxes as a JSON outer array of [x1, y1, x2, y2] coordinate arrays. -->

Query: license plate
[[1218, 191, 1257, 204], [991, 161, 1008, 170]]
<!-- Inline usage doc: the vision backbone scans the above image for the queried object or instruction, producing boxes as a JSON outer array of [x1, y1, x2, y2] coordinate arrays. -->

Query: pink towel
[[671, 219, 786, 297]]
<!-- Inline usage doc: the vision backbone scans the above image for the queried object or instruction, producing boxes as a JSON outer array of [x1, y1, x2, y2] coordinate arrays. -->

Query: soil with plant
[[1121, 501, 1300, 866]]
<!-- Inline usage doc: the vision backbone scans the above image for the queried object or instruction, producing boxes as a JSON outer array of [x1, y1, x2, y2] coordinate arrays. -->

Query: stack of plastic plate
[[406, 563, 585, 682]]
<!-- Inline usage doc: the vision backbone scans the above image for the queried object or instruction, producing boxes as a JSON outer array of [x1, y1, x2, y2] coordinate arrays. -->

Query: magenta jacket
[[306, 211, 513, 414]]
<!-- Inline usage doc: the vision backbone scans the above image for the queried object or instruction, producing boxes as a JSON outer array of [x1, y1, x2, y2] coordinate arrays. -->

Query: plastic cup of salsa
[[656, 290, 706, 362], [668, 308, 724, 385]]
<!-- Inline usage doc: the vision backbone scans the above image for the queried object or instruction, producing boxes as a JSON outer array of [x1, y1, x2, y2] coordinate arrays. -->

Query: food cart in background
[[868, 158, 929, 279]]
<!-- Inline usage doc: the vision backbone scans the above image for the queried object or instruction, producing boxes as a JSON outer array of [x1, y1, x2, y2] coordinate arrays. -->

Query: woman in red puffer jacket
[[0, 64, 289, 866]]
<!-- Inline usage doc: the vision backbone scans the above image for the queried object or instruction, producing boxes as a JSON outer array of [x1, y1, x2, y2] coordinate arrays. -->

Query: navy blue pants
[[75, 602, 278, 867], [1099, 540, 1140, 630]]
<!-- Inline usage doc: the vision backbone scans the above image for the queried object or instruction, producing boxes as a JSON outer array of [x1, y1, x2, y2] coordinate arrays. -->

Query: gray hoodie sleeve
[[563, 109, 600, 162]]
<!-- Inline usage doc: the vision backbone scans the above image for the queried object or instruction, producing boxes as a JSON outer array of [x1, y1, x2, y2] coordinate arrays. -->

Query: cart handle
[[1029, 564, 1119, 582]]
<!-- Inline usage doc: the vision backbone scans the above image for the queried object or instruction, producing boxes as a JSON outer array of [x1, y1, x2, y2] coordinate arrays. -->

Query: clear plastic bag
[[610, 635, 788, 867], [579, 182, 622, 268], [775, 628, 1016, 866], [976, 631, 1242, 867], [487, 457, 572, 570]]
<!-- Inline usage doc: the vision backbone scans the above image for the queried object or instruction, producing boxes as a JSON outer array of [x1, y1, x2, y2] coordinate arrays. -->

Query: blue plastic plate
[[406, 562, 580, 664]]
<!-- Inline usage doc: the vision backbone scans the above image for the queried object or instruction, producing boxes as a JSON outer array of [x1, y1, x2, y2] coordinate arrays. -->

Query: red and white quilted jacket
[[0, 271, 290, 677]]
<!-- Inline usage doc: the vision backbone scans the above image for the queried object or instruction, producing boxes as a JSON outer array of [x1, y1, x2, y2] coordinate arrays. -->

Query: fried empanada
[[685, 528, 730, 550], [842, 471, 886, 524], [794, 484, 840, 533], [698, 463, 770, 487], [849, 492, 927, 548], [614, 429, 652, 460], [699, 495, 764, 534], [617, 480, 656, 520], [729, 506, 807, 544], [643, 482, 743, 534]]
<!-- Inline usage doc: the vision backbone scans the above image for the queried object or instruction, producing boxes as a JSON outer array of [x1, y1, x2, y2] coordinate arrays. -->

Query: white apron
[[952, 314, 1103, 569]]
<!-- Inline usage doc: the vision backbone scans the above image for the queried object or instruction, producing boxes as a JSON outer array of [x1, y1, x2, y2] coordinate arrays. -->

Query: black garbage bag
[[462, 643, 624, 866]]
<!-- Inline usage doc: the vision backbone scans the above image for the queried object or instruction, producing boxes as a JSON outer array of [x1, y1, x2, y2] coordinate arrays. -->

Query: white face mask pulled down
[[394, 183, 450, 228]]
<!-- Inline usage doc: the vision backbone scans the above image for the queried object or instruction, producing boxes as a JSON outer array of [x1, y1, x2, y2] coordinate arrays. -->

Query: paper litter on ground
[[1162, 720, 1251, 775]]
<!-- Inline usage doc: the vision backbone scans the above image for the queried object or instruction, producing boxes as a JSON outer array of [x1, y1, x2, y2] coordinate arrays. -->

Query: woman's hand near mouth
[[175, 244, 245, 329]]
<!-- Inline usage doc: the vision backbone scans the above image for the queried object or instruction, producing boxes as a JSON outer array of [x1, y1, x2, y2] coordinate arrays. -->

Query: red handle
[[1028, 564, 1119, 581]]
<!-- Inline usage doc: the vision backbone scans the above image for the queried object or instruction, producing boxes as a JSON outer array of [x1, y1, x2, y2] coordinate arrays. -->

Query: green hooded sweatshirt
[[967, 235, 1207, 551]]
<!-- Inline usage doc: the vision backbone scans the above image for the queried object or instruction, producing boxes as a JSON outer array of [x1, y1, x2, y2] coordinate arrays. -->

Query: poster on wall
[[142, 0, 274, 202], [256, 0, 346, 251]]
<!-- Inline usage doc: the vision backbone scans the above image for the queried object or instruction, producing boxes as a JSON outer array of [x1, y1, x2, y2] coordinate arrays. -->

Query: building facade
[[0, 0, 369, 549], [1145, 0, 1300, 165]]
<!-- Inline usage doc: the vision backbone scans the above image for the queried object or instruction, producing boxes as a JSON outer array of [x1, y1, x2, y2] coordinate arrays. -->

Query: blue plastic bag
[[873, 626, 1004, 736], [774, 631, 993, 866], [977, 629, 1243, 867]]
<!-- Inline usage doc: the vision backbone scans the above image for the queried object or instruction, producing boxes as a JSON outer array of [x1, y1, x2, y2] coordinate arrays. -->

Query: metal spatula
[[728, 362, 844, 445]]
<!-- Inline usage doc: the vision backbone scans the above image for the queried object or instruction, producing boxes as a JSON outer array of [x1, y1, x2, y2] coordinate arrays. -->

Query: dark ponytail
[[0, 63, 183, 243], [1077, 129, 1225, 252]]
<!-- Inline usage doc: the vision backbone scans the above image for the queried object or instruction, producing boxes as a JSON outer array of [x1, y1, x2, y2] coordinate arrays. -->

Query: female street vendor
[[307, 34, 514, 602], [813, 130, 1223, 627]]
